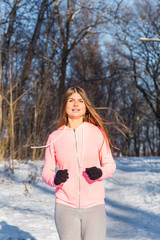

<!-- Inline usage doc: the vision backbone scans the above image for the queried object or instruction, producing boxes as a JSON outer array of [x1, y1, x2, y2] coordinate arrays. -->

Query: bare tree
[[52, 0, 113, 102], [0, 0, 132, 161], [110, 0, 160, 155], [2, 0, 21, 66]]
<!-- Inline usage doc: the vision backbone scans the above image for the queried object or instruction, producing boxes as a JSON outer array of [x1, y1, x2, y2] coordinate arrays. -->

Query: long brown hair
[[58, 86, 127, 148]]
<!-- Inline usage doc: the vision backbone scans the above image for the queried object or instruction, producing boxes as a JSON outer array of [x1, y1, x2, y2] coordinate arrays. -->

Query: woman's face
[[66, 92, 86, 120]]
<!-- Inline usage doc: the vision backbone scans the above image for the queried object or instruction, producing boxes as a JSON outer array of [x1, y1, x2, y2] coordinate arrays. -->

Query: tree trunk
[[157, 122, 160, 156], [58, 53, 67, 104], [19, 0, 49, 94], [0, 93, 2, 161], [0, 10, 3, 161], [32, 107, 38, 161], [157, 94, 160, 155], [2, 0, 21, 66], [10, 79, 15, 174]]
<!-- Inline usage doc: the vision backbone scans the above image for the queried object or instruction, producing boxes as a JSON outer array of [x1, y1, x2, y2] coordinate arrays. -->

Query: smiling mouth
[[72, 109, 80, 111]]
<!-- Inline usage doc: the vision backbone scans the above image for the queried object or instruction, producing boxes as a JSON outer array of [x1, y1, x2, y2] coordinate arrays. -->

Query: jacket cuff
[[99, 162, 116, 180]]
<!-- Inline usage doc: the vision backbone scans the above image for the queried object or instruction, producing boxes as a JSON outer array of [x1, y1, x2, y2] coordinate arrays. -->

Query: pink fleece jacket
[[42, 122, 116, 209]]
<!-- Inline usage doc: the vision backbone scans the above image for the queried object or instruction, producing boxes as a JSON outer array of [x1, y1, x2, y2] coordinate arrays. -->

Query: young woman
[[42, 86, 116, 240]]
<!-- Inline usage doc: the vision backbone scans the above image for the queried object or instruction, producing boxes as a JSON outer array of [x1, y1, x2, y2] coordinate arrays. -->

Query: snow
[[0, 157, 160, 240]]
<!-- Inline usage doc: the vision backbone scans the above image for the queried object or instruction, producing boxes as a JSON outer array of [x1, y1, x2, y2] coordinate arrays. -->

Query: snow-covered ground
[[0, 157, 160, 240]]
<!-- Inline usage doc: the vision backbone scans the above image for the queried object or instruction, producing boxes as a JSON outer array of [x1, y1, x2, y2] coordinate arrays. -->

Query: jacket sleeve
[[42, 135, 57, 187], [99, 136, 116, 180]]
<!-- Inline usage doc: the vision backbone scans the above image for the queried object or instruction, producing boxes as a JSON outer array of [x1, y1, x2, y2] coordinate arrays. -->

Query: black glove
[[85, 166, 102, 180], [54, 169, 69, 185]]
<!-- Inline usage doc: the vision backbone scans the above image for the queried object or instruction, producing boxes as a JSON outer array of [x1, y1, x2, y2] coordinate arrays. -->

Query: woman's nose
[[73, 101, 78, 106]]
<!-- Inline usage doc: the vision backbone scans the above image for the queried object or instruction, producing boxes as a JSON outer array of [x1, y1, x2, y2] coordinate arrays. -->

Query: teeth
[[72, 109, 79, 111]]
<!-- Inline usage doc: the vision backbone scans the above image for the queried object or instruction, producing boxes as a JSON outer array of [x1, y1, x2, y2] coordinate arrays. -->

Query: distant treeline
[[0, 0, 159, 166]]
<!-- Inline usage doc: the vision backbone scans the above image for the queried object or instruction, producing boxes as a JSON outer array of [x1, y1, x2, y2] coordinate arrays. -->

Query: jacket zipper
[[73, 129, 81, 208]]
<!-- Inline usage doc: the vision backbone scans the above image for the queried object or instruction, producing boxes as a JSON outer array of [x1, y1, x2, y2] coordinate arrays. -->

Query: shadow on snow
[[105, 197, 160, 239], [115, 157, 160, 173], [0, 221, 37, 240]]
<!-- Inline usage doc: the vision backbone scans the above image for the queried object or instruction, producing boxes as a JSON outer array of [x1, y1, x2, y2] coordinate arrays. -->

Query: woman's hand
[[85, 167, 102, 180], [54, 169, 69, 185]]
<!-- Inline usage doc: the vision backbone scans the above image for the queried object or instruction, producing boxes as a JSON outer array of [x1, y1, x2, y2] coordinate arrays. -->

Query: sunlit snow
[[0, 157, 160, 240]]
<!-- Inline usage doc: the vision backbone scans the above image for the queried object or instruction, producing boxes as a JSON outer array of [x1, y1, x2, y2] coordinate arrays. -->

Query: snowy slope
[[0, 157, 160, 240]]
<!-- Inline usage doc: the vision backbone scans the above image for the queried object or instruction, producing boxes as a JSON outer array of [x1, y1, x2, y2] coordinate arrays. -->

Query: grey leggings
[[55, 203, 106, 240]]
